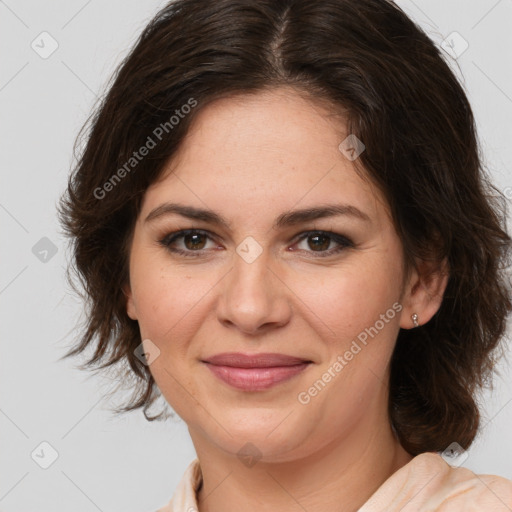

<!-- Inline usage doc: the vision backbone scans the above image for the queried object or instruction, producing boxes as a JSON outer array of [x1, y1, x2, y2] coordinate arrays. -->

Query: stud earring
[[411, 313, 419, 328]]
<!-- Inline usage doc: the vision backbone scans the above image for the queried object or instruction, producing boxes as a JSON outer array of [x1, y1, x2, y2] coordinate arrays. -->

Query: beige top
[[154, 453, 488, 511], [156, 458, 203, 512]]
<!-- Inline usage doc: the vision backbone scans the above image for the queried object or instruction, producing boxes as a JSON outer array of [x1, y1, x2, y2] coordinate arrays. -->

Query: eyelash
[[157, 229, 354, 258]]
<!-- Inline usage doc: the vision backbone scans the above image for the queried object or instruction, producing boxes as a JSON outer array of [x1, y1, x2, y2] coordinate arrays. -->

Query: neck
[[193, 414, 412, 512]]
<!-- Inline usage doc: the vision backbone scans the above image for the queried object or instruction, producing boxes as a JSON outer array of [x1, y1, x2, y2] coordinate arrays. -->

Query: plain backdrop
[[1, 1, 512, 511]]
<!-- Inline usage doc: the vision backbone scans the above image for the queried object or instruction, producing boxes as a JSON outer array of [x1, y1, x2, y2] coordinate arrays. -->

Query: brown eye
[[159, 229, 218, 257], [306, 233, 331, 251], [183, 232, 207, 250], [294, 230, 353, 257]]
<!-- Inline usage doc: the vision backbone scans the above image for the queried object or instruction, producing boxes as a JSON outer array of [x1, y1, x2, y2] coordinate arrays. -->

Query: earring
[[411, 313, 419, 328]]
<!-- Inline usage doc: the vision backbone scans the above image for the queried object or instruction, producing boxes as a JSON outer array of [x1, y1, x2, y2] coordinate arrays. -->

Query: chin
[[200, 412, 314, 461]]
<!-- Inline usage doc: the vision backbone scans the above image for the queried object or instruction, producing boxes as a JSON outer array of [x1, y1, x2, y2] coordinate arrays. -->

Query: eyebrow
[[144, 202, 371, 228]]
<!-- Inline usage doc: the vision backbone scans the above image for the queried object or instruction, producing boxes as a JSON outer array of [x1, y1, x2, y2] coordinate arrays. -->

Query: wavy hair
[[58, 0, 512, 455]]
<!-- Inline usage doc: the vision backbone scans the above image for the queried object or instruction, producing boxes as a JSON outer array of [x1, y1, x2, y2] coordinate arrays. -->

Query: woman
[[58, 0, 512, 510]]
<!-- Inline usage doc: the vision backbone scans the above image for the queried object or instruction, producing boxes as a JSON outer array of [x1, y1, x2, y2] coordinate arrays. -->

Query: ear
[[123, 282, 138, 321], [399, 257, 449, 329]]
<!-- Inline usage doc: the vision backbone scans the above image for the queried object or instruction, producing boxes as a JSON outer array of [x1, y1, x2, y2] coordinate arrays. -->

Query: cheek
[[295, 267, 401, 434], [131, 253, 215, 340], [292, 256, 402, 344], [130, 259, 213, 416]]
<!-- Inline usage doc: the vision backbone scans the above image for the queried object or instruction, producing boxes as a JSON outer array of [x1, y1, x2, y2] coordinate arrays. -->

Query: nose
[[216, 247, 292, 335]]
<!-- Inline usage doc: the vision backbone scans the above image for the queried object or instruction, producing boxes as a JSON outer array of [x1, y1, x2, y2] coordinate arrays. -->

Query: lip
[[201, 352, 312, 391], [202, 352, 312, 367]]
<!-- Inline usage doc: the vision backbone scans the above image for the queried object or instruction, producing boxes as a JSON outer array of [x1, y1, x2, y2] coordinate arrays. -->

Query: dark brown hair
[[58, 0, 512, 455]]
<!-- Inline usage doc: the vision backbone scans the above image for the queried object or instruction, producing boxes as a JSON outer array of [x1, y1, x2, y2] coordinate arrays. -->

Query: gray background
[[1, 1, 511, 511]]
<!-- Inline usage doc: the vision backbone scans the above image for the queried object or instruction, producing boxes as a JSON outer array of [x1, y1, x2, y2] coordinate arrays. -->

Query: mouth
[[201, 352, 313, 391]]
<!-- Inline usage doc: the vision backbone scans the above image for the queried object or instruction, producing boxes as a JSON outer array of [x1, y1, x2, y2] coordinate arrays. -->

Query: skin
[[124, 87, 451, 511]]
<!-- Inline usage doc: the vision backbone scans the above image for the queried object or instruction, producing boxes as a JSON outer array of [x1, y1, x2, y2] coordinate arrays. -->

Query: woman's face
[[125, 88, 418, 462]]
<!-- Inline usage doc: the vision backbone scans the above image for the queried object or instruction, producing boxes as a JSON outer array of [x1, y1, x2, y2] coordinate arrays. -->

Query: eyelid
[[159, 228, 219, 248], [292, 230, 354, 254], [158, 228, 354, 258]]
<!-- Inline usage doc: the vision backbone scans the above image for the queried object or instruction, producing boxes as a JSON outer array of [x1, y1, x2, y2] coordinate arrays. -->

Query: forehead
[[140, 88, 391, 226]]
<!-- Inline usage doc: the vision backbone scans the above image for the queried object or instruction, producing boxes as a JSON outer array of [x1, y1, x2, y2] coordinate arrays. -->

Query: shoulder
[[360, 452, 512, 511], [406, 453, 512, 510]]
